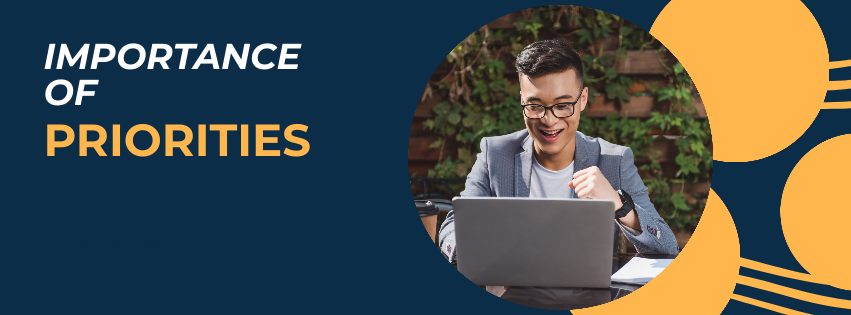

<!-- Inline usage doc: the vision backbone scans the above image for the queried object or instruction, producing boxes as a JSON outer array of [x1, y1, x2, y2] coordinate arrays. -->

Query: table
[[491, 253, 678, 310]]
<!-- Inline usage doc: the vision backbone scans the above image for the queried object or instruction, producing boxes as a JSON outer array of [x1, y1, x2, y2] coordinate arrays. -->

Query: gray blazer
[[439, 130, 679, 263]]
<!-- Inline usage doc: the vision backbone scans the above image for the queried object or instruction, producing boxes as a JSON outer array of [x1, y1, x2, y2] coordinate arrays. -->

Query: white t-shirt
[[529, 156, 640, 237], [530, 157, 575, 199]]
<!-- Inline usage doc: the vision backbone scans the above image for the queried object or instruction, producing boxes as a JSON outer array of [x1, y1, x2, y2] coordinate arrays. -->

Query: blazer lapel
[[515, 134, 534, 197], [573, 132, 590, 175]]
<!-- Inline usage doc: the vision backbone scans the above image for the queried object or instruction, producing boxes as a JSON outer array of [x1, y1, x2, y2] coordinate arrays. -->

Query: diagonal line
[[827, 80, 851, 91], [740, 258, 817, 283], [730, 294, 811, 315], [738, 275, 851, 309], [822, 101, 851, 109], [829, 60, 851, 69], [826, 60, 851, 94]]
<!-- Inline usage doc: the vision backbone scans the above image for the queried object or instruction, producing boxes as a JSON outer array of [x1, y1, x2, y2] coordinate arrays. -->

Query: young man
[[438, 38, 679, 306]]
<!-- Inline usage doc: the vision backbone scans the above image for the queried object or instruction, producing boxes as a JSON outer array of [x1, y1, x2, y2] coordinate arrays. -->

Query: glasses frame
[[520, 89, 584, 119]]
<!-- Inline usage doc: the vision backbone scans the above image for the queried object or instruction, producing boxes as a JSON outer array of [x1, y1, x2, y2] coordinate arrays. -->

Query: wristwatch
[[615, 189, 635, 219]]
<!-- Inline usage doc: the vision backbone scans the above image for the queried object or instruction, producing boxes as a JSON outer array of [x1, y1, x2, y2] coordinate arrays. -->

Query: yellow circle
[[651, 0, 828, 162], [781, 135, 851, 289], [575, 190, 740, 314]]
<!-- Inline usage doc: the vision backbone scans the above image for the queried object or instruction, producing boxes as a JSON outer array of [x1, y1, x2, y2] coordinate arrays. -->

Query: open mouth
[[539, 129, 564, 142]]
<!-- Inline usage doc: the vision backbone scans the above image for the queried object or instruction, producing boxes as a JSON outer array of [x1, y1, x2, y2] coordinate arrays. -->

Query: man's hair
[[515, 38, 584, 86]]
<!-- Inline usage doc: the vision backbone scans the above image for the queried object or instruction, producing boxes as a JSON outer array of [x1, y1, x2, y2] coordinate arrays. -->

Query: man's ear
[[579, 86, 588, 112]]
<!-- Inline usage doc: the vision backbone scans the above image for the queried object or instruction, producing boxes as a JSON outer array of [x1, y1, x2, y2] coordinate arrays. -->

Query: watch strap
[[615, 190, 635, 219], [615, 206, 633, 219]]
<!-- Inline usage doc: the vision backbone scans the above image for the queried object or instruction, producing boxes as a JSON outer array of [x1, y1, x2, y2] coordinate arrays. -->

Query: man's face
[[519, 69, 587, 158]]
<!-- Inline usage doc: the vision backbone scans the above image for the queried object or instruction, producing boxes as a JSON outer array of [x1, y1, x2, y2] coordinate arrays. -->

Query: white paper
[[611, 257, 673, 285]]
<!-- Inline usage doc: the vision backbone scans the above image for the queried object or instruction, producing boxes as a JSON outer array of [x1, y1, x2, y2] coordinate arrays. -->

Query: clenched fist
[[567, 166, 623, 211]]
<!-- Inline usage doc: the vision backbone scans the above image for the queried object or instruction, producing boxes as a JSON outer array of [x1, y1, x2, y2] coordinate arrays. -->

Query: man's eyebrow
[[554, 94, 576, 101], [524, 96, 543, 103]]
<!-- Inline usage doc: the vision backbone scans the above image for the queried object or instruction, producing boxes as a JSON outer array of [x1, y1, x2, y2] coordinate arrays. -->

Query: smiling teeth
[[542, 130, 561, 135]]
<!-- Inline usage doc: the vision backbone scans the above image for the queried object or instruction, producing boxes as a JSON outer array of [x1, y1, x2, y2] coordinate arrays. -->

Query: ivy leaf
[[432, 102, 451, 115], [680, 88, 692, 102], [675, 153, 700, 176], [482, 114, 493, 126], [671, 193, 690, 210], [647, 112, 663, 125], [657, 87, 674, 101], [524, 23, 543, 40], [686, 163, 700, 175], [605, 68, 618, 79], [444, 125, 456, 135], [673, 62, 684, 75], [433, 115, 445, 129], [462, 132, 475, 142], [578, 29, 592, 44], [617, 89, 630, 103], [600, 54, 614, 65], [601, 24, 613, 38], [447, 112, 461, 125], [493, 62, 506, 74], [472, 81, 487, 96], [462, 115, 476, 128], [690, 141, 705, 157]]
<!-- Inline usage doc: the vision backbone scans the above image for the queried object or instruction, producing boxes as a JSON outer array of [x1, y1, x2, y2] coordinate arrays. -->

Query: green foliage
[[428, 156, 463, 178], [421, 6, 711, 232], [578, 114, 654, 158]]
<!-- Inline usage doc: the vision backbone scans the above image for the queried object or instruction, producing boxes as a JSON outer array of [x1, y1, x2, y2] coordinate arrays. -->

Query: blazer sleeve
[[439, 138, 492, 264], [615, 147, 680, 254]]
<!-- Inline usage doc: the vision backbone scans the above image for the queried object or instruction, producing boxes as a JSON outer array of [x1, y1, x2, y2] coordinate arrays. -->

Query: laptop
[[452, 197, 615, 288]]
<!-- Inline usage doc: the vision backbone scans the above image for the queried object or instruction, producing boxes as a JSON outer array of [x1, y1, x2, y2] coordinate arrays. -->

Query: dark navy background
[[2, 1, 851, 314]]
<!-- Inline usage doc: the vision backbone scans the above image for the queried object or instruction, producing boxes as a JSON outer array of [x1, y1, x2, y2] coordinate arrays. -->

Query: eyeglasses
[[520, 90, 584, 119]]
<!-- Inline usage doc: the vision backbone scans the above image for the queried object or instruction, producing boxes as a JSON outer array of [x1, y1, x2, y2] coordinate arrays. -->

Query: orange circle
[[651, 0, 828, 162], [781, 135, 851, 290], [575, 190, 740, 314]]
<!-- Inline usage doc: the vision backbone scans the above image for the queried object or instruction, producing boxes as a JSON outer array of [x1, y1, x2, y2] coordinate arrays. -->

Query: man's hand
[[568, 166, 623, 211]]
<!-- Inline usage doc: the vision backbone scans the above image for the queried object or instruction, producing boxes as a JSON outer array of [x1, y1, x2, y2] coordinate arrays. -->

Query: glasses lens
[[553, 104, 573, 117], [524, 105, 544, 118]]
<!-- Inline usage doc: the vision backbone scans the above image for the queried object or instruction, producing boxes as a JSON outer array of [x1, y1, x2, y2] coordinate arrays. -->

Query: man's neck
[[533, 136, 577, 171]]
